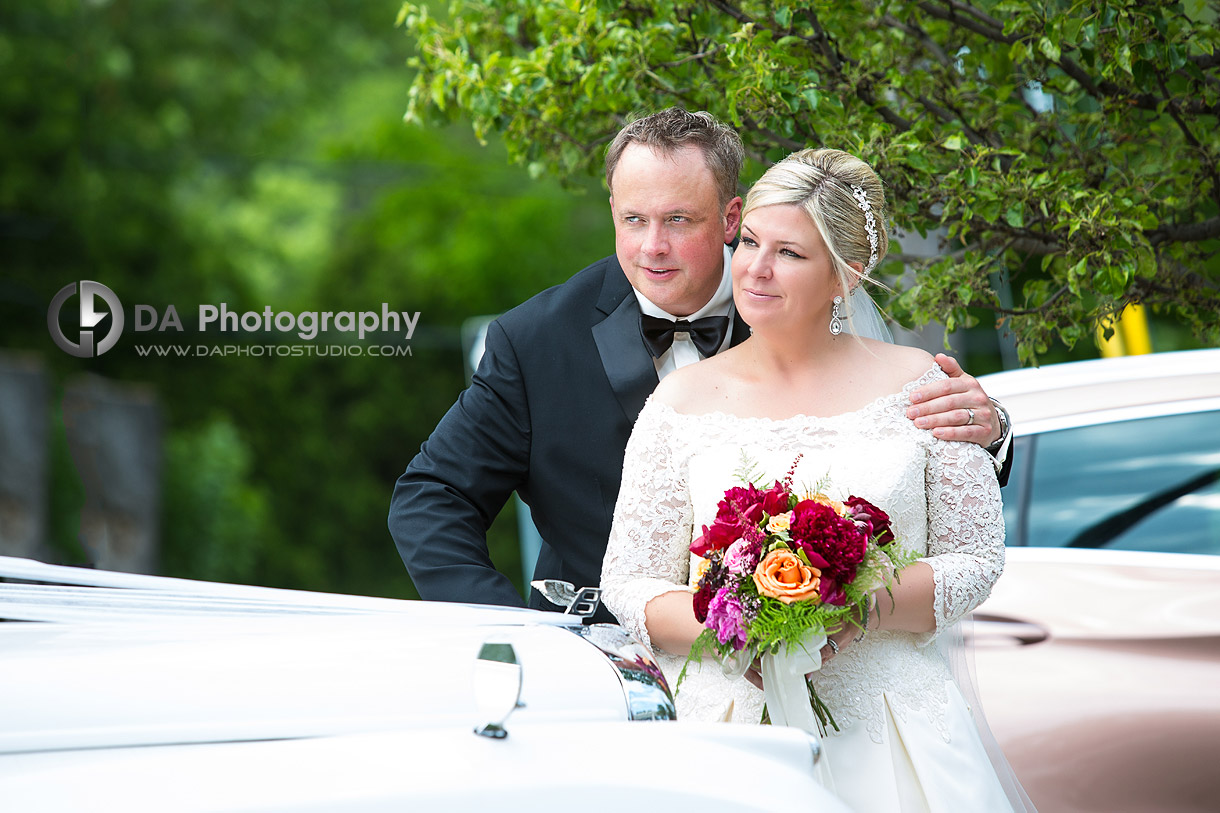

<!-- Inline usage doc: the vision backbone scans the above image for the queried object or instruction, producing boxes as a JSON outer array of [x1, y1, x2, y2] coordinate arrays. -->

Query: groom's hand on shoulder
[[906, 353, 1001, 447]]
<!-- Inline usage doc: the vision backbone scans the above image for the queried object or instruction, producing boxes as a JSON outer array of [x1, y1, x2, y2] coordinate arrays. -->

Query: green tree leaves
[[400, 0, 1220, 362]]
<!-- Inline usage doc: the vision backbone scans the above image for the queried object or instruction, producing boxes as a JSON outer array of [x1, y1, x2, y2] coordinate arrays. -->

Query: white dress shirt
[[633, 245, 736, 380]]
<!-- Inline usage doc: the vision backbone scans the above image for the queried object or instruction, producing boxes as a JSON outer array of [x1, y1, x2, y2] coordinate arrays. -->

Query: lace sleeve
[[601, 400, 694, 652], [918, 437, 1006, 643]]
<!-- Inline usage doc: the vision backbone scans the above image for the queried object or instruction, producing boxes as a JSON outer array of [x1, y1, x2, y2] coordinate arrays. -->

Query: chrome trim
[[804, 730, 823, 766], [529, 580, 602, 617], [567, 587, 602, 618], [570, 624, 677, 721], [472, 642, 523, 740]]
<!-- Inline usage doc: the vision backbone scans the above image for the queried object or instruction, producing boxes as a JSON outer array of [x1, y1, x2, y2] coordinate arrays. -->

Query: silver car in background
[[975, 348, 1220, 813]]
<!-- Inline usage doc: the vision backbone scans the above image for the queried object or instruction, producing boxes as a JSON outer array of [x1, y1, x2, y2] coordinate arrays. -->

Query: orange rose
[[766, 512, 793, 535], [753, 549, 822, 604], [812, 493, 847, 516]]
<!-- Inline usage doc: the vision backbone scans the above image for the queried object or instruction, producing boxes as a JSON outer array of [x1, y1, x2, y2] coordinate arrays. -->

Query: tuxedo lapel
[[592, 263, 658, 424]]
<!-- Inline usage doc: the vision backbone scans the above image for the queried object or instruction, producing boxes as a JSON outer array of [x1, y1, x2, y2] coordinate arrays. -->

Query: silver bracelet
[[986, 397, 1011, 454]]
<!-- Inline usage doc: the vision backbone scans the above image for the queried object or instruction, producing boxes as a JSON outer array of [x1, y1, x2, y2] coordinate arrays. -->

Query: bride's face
[[732, 204, 839, 332]]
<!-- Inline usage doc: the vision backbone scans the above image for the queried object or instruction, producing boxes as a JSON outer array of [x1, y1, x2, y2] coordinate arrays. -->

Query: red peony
[[790, 499, 868, 588], [714, 485, 767, 525]]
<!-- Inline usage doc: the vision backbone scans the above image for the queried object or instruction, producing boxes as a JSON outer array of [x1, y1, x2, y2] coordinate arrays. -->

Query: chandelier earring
[[829, 295, 844, 335]]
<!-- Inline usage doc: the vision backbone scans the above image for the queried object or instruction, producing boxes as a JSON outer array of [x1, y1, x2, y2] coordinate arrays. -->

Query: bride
[[601, 148, 1032, 811]]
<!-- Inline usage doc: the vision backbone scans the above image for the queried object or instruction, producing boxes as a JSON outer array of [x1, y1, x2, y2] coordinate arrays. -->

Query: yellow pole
[[1119, 303, 1152, 355], [1096, 304, 1152, 357]]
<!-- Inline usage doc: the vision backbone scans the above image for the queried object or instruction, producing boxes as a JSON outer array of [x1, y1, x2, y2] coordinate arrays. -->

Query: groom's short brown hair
[[604, 107, 744, 208]]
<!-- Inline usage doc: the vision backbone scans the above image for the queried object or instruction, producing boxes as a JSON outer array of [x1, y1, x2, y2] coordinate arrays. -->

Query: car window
[[1000, 436, 1030, 545], [1016, 410, 1220, 555]]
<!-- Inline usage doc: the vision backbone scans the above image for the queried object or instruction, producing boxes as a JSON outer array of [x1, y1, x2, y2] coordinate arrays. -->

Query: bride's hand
[[816, 626, 857, 667], [815, 610, 869, 670]]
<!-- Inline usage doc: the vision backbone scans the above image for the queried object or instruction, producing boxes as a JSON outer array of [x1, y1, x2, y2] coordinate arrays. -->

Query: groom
[[389, 108, 1010, 620]]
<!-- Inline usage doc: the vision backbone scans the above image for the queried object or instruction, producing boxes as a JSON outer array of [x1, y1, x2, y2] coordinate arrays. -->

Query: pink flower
[[706, 587, 749, 651], [724, 537, 761, 575]]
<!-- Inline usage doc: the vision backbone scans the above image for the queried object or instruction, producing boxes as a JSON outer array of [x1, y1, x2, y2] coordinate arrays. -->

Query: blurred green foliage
[[1, 0, 613, 596]]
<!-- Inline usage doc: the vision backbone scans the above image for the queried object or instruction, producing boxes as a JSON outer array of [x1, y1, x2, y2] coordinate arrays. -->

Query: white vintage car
[[0, 557, 851, 812]]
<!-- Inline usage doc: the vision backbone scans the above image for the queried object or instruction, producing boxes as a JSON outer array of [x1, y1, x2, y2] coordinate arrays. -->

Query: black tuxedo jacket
[[389, 254, 749, 621]]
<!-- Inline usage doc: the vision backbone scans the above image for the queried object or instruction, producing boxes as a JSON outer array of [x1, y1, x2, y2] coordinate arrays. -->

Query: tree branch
[[911, 91, 997, 147], [918, 1, 1017, 44], [941, 0, 1006, 31], [791, 7, 913, 131], [741, 112, 808, 152], [1057, 54, 1217, 117], [658, 44, 722, 69], [1053, 56, 1106, 99], [861, 84, 914, 130], [1190, 52, 1220, 70], [705, 0, 752, 26], [917, 3, 1217, 118], [991, 284, 1072, 316], [913, 92, 969, 129], [1006, 235, 1063, 255], [1154, 69, 1220, 210], [878, 14, 951, 67], [1148, 215, 1220, 245], [797, 7, 844, 71]]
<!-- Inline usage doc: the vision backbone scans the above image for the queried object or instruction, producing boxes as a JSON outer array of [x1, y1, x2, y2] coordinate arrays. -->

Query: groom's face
[[609, 144, 742, 318]]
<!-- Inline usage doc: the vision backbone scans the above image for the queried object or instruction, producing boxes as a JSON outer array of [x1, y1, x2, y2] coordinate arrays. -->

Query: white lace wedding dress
[[602, 365, 1016, 812]]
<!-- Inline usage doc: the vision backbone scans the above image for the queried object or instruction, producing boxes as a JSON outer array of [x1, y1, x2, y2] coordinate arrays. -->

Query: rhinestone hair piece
[[850, 184, 879, 274]]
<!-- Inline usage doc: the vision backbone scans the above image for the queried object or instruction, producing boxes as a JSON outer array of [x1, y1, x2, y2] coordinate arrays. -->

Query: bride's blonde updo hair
[[742, 148, 889, 297]]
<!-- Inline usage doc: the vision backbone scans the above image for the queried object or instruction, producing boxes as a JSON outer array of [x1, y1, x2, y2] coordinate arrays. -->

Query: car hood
[[0, 557, 640, 754]]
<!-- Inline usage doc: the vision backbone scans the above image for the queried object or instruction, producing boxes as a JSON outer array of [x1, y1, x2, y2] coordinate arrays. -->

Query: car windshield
[[1006, 409, 1220, 555]]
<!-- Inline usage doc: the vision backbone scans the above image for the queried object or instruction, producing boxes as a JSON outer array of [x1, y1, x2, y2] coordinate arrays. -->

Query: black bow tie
[[639, 313, 730, 359]]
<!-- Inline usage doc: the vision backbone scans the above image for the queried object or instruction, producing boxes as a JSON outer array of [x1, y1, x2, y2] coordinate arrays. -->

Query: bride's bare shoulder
[[651, 350, 745, 413], [852, 338, 937, 389]]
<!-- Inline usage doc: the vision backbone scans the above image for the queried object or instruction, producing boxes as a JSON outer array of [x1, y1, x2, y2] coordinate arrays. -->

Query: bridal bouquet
[[684, 455, 916, 733]]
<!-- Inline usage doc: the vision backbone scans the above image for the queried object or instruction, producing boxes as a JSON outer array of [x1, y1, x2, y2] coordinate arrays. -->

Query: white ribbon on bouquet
[[759, 628, 827, 733], [719, 628, 828, 733]]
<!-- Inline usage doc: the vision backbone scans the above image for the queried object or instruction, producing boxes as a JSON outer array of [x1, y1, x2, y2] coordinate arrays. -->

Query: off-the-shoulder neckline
[[648, 362, 945, 425]]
